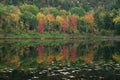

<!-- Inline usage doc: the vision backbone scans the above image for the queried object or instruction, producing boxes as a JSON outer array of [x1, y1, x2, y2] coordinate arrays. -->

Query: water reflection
[[0, 40, 120, 68], [0, 40, 120, 80]]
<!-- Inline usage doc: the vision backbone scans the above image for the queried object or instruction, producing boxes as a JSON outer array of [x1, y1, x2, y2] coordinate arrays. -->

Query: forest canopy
[[0, 0, 120, 37]]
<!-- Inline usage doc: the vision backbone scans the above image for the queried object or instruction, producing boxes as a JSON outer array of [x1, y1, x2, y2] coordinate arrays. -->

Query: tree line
[[0, 0, 120, 36]]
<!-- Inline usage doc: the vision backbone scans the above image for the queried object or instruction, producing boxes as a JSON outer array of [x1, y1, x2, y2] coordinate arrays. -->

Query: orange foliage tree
[[56, 16, 69, 32], [85, 13, 95, 32], [60, 17, 69, 32]]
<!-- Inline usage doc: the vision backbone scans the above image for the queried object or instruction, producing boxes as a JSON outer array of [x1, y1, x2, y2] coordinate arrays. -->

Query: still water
[[0, 39, 120, 80]]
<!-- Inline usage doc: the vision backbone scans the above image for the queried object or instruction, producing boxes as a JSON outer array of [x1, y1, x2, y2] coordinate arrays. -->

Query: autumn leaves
[[36, 12, 95, 33], [37, 13, 78, 33]]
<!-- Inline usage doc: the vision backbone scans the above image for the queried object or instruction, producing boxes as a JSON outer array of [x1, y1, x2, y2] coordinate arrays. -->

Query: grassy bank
[[1, 31, 120, 40], [0, 31, 89, 39], [0, 31, 68, 39]]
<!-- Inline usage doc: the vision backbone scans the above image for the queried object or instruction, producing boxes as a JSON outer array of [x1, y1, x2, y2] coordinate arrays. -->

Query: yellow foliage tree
[[45, 14, 55, 30], [8, 8, 21, 32], [56, 16, 63, 23], [37, 12, 45, 20], [60, 10, 69, 16], [9, 13, 20, 22]]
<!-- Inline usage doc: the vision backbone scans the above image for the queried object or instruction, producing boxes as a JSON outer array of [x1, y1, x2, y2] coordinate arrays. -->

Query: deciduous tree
[[70, 15, 77, 29], [37, 18, 44, 33]]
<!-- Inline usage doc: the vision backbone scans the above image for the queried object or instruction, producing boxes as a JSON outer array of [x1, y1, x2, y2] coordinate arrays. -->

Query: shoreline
[[0, 32, 120, 40], [0, 36, 120, 41]]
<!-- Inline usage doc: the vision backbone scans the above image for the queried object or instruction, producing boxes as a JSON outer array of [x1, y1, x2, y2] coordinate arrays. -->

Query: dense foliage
[[0, 0, 120, 36]]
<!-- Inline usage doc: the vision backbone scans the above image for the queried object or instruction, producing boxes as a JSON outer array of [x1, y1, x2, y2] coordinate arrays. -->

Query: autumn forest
[[0, 0, 120, 38]]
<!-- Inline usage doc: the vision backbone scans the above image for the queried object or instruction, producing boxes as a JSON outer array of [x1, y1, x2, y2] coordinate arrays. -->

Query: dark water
[[0, 39, 120, 80]]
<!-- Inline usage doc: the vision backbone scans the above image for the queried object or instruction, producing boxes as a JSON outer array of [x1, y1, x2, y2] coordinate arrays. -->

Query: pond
[[0, 39, 120, 80]]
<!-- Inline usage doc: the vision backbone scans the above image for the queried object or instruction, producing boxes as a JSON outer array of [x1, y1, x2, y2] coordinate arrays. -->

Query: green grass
[[0, 31, 67, 39]]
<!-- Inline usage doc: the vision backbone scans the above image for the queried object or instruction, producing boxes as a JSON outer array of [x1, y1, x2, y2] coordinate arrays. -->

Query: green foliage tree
[[94, 7, 106, 33], [20, 4, 39, 31], [103, 12, 114, 30], [113, 15, 120, 34], [94, 8, 115, 35], [69, 7, 86, 16], [32, 0, 45, 8], [20, 4, 39, 15], [7, 5, 17, 13], [40, 7, 60, 16], [59, 0, 74, 10], [76, 16, 90, 33], [0, 3, 7, 18], [0, 3, 9, 36], [21, 11, 37, 31], [5, 0, 22, 5]]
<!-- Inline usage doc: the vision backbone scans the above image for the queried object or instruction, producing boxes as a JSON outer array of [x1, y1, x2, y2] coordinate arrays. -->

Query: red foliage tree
[[70, 15, 77, 29], [37, 18, 44, 33]]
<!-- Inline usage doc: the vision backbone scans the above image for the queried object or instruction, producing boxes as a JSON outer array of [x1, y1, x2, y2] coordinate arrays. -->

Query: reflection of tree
[[112, 54, 120, 63], [77, 41, 95, 62], [70, 43, 79, 62], [47, 55, 55, 63], [114, 42, 120, 55], [84, 45, 95, 63], [70, 48, 76, 61], [36, 44, 57, 63], [112, 42, 120, 63], [0, 47, 8, 61], [94, 41, 115, 63], [77, 41, 88, 56], [0, 42, 24, 68], [56, 44, 69, 61], [79, 43, 95, 63], [37, 45, 44, 57], [10, 55, 21, 68], [37, 44, 45, 64], [1, 40, 120, 69], [46, 46, 56, 63]]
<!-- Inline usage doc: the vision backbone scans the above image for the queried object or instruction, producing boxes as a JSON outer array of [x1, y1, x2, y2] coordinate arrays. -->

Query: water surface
[[0, 39, 120, 80]]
